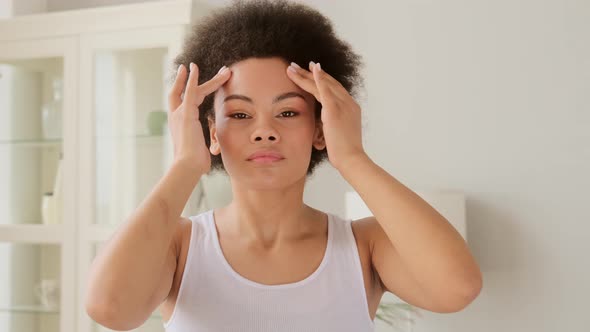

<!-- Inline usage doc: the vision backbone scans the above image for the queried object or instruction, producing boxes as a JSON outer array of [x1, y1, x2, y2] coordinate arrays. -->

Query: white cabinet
[[0, 34, 78, 332], [0, 1, 221, 331]]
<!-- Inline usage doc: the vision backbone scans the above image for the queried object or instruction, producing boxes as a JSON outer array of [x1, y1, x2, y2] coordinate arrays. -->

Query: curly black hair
[[170, 0, 364, 176]]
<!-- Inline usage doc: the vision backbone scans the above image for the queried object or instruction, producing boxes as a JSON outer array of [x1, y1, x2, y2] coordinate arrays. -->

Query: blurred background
[[0, 0, 588, 331]]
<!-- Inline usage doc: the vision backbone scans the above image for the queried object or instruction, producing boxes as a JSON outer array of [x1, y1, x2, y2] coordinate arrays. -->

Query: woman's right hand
[[167, 62, 231, 175]]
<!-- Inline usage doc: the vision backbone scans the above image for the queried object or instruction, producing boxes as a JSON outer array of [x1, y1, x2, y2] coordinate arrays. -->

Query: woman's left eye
[[280, 110, 298, 117]]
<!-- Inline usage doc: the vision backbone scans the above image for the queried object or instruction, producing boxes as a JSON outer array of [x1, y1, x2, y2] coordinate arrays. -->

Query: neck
[[217, 178, 320, 248]]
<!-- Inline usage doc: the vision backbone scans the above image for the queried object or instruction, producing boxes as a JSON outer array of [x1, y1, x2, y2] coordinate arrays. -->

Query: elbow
[[455, 278, 483, 312], [85, 273, 137, 330], [85, 297, 117, 329], [439, 272, 483, 313], [465, 267, 484, 304], [85, 295, 140, 331]]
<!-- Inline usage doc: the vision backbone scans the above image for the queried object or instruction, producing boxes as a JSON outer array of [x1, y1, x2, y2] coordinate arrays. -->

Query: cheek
[[216, 130, 240, 150], [289, 129, 317, 156], [215, 126, 256, 162], [213, 123, 237, 149]]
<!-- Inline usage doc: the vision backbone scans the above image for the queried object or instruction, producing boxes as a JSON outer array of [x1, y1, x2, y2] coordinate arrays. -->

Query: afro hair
[[170, 0, 364, 176]]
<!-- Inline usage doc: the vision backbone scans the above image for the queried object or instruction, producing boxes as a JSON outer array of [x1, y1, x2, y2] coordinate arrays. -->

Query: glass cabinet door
[[0, 37, 77, 332], [0, 53, 67, 226], [78, 26, 188, 229], [93, 45, 173, 227], [78, 26, 187, 332], [0, 243, 61, 332]]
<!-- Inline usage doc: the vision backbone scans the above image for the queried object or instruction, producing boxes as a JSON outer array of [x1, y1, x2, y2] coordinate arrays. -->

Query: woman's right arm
[[84, 161, 202, 330], [85, 62, 232, 330]]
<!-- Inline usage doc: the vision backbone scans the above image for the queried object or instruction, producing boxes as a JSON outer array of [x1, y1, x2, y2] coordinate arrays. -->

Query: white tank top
[[163, 209, 375, 332]]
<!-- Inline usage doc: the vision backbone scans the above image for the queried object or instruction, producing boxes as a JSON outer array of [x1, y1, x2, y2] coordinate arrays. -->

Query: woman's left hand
[[286, 61, 366, 171]]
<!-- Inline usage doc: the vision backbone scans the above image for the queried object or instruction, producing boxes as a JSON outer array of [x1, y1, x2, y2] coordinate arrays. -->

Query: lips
[[247, 150, 284, 161]]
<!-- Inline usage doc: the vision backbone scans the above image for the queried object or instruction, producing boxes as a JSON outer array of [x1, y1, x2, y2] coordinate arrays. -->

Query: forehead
[[215, 57, 313, 105]]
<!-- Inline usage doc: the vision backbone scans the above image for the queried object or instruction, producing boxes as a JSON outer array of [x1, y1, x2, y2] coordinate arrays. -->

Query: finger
[[183, 62, 200, 109], [197, 66, 232, 99], [290, 62, 315, 80], [168, 64, 187, 112], [308, 61, 348, 100], [292, 61, 341, 92], [310, 62, 335, 105], [286, 63, 320, 100]]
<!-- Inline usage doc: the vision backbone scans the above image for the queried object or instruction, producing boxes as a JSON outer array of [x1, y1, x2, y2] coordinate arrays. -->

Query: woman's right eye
[[229, 113, 249, 119]]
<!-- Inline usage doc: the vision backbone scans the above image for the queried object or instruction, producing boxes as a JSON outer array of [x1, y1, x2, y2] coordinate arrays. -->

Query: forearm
[[86, 161, 202, 310], [339, 153, 482, 296]]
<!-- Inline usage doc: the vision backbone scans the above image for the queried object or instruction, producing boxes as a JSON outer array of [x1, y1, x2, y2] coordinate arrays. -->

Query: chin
[[236, 170, 307, 190]]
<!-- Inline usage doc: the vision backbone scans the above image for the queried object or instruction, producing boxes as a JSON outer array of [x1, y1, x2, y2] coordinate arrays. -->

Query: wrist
[[336, 152, 372, 175], [169, 159, 206, 181]]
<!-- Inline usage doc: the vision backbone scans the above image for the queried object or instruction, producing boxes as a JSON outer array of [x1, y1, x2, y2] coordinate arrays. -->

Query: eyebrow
[[223, 92, 306, 104]]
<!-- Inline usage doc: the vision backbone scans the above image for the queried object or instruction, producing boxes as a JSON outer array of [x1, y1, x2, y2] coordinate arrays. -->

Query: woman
[[85, 1, 483, 331]]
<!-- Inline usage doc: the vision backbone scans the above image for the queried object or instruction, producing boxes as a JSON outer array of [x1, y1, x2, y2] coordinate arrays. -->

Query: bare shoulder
[[350, 215, 392, 291], [176, 216, 193, 246], [159, 216, 193, 321], [170, 216, 194, 292], [349, 216, 385, 316], [169, 216, 193, 262], [350, 216, 379, 239], [350, 215, 383, 259], [350, 215, 392, 292]]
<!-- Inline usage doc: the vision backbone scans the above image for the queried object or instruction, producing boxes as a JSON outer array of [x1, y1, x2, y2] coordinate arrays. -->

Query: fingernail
[[218, 65, 227, 74], [190, 62, 195, 71], [317, 62, 322, 71], [177, 64, 183, 74], [309, 61, 316, 68], [290, 62, 301, 69]]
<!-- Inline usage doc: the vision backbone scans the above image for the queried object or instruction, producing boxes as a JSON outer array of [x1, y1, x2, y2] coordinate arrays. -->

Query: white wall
[[365, 1, 589, 331]]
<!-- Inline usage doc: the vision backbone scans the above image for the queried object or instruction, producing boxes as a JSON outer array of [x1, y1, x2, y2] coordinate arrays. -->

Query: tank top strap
[[326, 212, 374, 328]]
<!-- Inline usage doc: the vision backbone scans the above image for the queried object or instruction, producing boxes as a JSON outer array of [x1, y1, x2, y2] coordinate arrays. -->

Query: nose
[[250, 122, 280, 144]]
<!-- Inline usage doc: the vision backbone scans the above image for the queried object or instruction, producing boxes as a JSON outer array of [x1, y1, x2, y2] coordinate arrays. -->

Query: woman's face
[[209, 57, 326, 189]]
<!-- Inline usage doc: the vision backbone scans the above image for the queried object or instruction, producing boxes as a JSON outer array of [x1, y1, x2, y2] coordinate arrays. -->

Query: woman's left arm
[[338, 153, 483, 312], [287, 61, 483, 312]]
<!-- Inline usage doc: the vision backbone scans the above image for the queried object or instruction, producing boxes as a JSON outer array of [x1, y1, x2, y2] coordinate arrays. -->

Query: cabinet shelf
[[94, 134, 166, 148], [0, 138, 61, 148], [0, 135, 165, 148], [95, 134, 164, 143], [0, 224, 64, 243], [0, 304, 59, 315]]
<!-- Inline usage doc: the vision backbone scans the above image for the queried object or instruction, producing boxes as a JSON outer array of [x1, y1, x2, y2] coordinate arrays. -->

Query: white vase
[[41, 192, 56, 225], [41, 78, 63, 140], [53, 157, 63, 223]]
